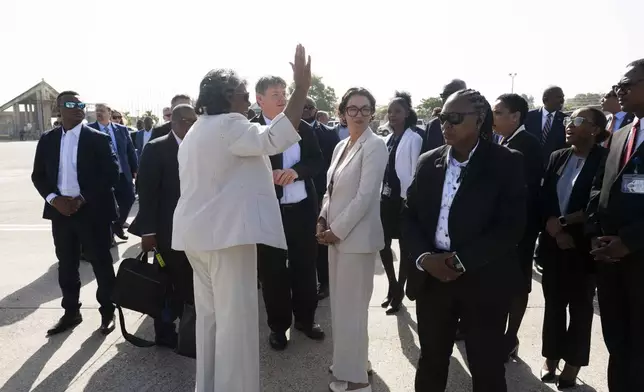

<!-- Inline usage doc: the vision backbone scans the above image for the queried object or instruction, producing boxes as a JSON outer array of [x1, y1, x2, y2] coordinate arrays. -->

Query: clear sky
[[1, 0, 642, 116]]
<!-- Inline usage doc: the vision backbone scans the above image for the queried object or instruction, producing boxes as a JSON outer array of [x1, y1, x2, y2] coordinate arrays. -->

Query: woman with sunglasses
[[378, 92, 423, 315], [538, 107, 608, 389], [403, 89, 526, 392], [317, 87, 388, 392]]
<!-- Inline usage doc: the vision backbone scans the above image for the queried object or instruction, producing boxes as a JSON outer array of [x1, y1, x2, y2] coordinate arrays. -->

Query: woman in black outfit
[[379, 92, 423, 314], [403, 89, 526, 392], [492, 94, 544, 360], [539, 107, 608, 389]]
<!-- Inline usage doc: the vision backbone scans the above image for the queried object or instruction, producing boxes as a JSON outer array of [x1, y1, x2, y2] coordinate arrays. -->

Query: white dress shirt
[[264, 115, 307, 204], [416, 142, 479, 270], [46, 123, 82, 204]]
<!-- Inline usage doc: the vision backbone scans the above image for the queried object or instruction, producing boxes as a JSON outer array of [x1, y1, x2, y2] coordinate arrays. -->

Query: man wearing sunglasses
[[601, 90, 634, 138], [88, 104, 138, 242], [31, 91, 119, 336], [587, 58, 644, 392]]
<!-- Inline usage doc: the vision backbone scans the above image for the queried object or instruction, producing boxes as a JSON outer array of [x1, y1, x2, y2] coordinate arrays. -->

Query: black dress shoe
[[540, 368, 557, 383], [113, 225, 128, 240], [294, 322, 325, 340], [381, 296, 392, 308], [47, 312, 83, 336], [99, 316, 115, 335], [122, 222, 130, 229], [269, 332, 288, 351], [317, 286, 329, 300], [556, 378, 576, 390]]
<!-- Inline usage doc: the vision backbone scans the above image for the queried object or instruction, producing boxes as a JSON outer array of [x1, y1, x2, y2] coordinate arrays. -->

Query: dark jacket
[[31, 125, 120, 222], [87, 121, 138, 182], [310, 120, 340, 201], [524, 108, 567, 164], [402, 140, 526, 300]]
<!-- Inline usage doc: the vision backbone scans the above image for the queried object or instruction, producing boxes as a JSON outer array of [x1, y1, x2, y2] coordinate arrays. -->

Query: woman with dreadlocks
[[402, 89, 527, 392]]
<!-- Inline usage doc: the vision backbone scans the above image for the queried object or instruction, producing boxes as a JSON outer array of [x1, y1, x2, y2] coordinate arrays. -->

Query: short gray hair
[[195, 69, 245, 115], [255, 76, 287, 95]]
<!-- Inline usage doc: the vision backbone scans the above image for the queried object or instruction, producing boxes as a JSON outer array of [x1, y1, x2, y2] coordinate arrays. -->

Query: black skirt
[[381, 197, 403, 240]]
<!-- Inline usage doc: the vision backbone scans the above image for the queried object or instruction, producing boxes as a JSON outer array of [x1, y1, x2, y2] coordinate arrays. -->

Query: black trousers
[[51, 209, 116, 318], [415, 277, 511, 392], [541, 250, 595, 366], [316, 194, 329, 289], [258, 199, 318, 333], [596, 257, 644, 392], [113, 173, 135, 227], [153, 248, 195, 338]]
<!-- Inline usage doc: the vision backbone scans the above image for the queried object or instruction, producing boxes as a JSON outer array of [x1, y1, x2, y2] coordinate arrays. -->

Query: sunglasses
[[564, 116, 594, 128], [438, 111, 478, 125], [112, 116, 122, 120], [613, 78, 644, 94], [303, 105, 315, 110], [346, 106, 373, 117], [63, 101, 86, 110]]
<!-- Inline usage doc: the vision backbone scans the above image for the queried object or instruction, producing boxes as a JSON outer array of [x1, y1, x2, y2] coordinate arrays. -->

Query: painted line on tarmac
[[0, 224, 51, 231]]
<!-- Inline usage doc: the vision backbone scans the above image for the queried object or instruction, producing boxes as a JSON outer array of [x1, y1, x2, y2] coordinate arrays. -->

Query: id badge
[[382, 185, 392, 197], [621, 174, 644, 194]]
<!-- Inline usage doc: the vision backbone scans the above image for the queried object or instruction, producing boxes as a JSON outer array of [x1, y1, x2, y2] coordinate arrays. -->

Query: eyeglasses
[[438, 111, 478, 125], [303, 105, 315, 110], [112, 116, 122, 120], [63, 101, 86, 110], [345, 106, 373, 117], [613, 78, 644, 94], [564, 116, 594, 128]]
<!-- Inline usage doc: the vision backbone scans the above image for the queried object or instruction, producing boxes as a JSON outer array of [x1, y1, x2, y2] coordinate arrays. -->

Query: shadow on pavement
[[0, 244, 139, 328], [395, 307, 419, 367]]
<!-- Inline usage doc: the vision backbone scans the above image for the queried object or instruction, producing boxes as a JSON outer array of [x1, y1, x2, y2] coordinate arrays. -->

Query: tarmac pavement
[[0, 140, 609, 391]]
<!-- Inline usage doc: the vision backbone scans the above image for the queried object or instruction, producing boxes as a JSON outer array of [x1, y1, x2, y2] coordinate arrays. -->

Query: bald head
[[542, 86, 565, 112], [171, 104, 197, 139], [441, 79, 467, 103]]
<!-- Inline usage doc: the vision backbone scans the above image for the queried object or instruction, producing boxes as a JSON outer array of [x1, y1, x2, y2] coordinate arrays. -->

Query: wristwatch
[[558, 216, 568, 227]]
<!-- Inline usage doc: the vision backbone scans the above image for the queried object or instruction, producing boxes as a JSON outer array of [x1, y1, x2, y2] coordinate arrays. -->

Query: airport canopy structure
[[0, 80, 58, 139]]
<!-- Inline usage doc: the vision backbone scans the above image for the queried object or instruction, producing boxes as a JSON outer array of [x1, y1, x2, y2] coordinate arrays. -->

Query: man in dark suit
[[492, 93, 544, 358], [88, 104, 138, 240], [601, 89, 635, 137], [587, 58, 644, 392], [31, 91, 119, 336], [132, 116, 154, 161], [302, 96, 340, 299], [524, 86, 567, 164], [131, 104, 197, 348], [149, 94, 192, 141], [417, 79, 467, 153], [252, 76, 325, 350]]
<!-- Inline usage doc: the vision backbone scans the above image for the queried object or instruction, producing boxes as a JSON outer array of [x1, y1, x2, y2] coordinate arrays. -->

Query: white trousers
[[328, 247, 376, 384], [186, 245, 259, 392]]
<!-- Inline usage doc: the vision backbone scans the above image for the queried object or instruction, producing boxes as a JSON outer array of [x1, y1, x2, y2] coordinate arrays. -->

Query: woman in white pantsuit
[[171, 45, 312, 392], [317, 88, 389, 392]]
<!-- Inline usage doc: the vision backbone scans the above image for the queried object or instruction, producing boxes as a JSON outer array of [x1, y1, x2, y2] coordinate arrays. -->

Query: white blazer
[[382, 128, 423, 199], [172, 112, 301, 252], [320, 129, 388, 254]]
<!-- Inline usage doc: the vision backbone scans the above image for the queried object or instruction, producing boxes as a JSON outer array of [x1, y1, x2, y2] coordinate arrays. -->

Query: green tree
[[563, 93, 603, 111], [142, 110, 159, 125], [415, 97, 442, 120], [288, 75, 337, 112], [520, 94, 536, 110], [374, 105, 388, 122]]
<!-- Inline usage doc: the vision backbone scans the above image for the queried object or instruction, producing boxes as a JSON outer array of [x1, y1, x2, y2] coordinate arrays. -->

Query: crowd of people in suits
[[30, 44, 644, 392]]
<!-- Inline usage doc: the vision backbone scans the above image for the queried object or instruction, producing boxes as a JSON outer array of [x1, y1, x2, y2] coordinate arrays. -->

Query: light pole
[[509, 73, 517, 93]]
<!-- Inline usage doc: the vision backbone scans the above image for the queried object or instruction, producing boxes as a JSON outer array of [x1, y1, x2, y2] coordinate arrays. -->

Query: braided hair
[[451, 89, 493, 141], [195, 69, 244, 115], [390, 91, 418, 130]]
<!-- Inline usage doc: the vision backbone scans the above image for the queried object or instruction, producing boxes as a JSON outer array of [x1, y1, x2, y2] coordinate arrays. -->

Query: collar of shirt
[[447, 140, 479, 168], [614, 111, 627, 121], [100, 122, 112, 132], [503, 124, 526, 144], [143, 129, 152, 134], [61, 122, 83, 137], [542, 108, 556, 119], [171, 130, 182, 144], [263, 115, 273, 126]]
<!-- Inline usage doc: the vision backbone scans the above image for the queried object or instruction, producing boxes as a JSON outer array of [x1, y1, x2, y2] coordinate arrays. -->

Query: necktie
[[621, 120, 640, 169], [541, 113, 553, 145]]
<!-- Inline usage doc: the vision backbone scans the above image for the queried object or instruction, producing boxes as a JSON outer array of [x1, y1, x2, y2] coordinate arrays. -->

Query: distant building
[[0, 80, 59, 140]]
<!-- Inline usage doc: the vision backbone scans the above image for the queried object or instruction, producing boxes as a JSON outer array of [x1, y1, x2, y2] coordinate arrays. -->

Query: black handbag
[[176, 303, 196, 358], [111, 251, 170, 347]]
